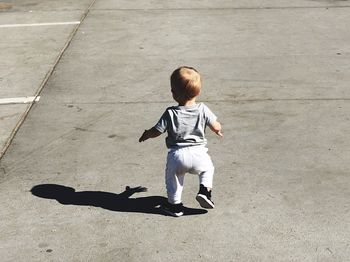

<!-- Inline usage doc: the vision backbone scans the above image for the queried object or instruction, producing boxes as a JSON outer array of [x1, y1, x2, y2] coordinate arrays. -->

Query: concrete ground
[[1, 0, 350, 261]]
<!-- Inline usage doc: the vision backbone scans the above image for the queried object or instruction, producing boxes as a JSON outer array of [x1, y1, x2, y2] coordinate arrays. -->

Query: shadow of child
[[31, 184, 207, 216]]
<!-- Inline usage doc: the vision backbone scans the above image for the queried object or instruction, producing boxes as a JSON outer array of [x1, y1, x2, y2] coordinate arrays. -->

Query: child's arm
[[139, 127, 162, 142], [208, 121, 223, 137]]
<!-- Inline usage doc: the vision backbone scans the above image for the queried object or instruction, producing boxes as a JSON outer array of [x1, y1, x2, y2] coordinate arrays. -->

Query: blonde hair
[[170, 66, 201, 100]]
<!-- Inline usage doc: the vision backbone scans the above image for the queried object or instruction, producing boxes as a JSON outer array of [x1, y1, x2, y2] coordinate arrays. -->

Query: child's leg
[[190, 147, 215, 189], [165, 171, 185, 204], [190, 147, 215, 208], [165, 150, 187, 204], [199, 166, 214, 189], [195, 152, 215, 208]]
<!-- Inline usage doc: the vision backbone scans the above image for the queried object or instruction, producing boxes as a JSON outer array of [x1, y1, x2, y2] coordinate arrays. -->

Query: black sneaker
[[161, 202, 184, 217], [196, 184, 215, 209]]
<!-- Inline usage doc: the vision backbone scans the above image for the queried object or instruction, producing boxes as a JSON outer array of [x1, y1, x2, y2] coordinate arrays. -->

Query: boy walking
[[139, 66, 222, 217]]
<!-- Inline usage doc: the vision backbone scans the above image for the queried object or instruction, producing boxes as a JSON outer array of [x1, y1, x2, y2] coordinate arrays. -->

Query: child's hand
[[209, 121, 223, 138], [216, 130, 224, 137]]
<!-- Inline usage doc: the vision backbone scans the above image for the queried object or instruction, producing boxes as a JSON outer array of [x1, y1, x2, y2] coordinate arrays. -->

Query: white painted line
[[0, 96, 40, 105], [0, 21, 80, 28]]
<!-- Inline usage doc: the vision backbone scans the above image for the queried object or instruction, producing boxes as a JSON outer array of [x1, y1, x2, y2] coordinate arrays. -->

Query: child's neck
[[178, 98, 196, 107]]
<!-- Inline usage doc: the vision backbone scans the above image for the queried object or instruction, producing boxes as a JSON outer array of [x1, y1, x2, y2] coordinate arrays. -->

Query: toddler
[[139, 66, 222, 217]]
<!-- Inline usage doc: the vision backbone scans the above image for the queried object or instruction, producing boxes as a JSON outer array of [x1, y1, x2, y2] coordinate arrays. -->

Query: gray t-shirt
[[154, 103, 217, 148]]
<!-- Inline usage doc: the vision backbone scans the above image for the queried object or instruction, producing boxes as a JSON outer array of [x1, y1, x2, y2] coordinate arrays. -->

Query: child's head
[[170, 66, 201, 103]]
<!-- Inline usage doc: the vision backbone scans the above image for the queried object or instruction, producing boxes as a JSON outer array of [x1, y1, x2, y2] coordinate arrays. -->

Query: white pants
[[165, 146, 214, 204]]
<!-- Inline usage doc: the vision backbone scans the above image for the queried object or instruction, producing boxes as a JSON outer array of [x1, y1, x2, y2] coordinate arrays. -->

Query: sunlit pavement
[[1, 1, 350, 261]]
